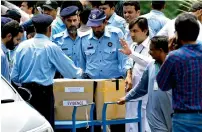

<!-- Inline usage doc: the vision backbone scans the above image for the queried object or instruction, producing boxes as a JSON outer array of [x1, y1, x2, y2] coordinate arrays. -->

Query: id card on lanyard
[[133, 45, 145, 66]]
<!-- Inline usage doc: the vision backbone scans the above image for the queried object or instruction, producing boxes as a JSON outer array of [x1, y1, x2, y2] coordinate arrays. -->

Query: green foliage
[[140, 1, 184, 19], [177, 0, 202, 13]]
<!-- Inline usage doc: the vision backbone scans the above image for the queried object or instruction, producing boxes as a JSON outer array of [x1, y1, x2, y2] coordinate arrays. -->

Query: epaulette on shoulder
[[107, 26, 123, 36], [52, 32, 64, 40]]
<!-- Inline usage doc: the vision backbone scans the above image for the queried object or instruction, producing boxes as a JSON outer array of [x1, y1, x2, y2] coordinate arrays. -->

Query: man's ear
[[137, 10, 141, 16], [29, 7, 33, 12], [61, 17, 65, 22], [103, 19, 108, 25], [48, 26, 52, 33], [159, 48, 164, 53], [143, 29, 149, 35], [6, 33, 12, 41], [111, 6, 115, 11]]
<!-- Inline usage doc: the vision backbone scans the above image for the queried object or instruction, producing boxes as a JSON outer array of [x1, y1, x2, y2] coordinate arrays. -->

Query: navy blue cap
[[60, 6, 79, 18], [31, 14, 53, 28], [87, 9, 106, 27], [1, 17, 13, 27]]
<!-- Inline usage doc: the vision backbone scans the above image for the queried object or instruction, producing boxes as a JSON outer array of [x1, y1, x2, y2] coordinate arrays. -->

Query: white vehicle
[[1, 76, 54, 132]]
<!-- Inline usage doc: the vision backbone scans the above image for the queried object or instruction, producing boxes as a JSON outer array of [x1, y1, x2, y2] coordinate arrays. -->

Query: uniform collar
[[150, 10, 164, 16], [34, 33, 50, 40], [62, 29, 81, 40], [133, 37, 150, 49], [108, 12, 116, 24], [88, 26, 111, 39], [63, 29, 69, 38], [1, 43, 8, 54]]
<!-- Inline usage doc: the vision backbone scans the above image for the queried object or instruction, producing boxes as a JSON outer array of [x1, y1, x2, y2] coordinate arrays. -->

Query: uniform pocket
[[84, 49, 96, 56], [62, 48, 72, 59]]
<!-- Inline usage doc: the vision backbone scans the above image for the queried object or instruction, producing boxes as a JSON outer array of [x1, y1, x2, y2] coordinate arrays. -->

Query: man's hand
[[125, 69, 133, 92], [125, 75, 132, 92], [117, 96, 126, 105], [119, 39, 132, 55]]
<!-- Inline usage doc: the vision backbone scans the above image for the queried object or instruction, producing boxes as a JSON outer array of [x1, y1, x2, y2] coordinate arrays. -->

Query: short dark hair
[[22, 1, 36, 14], [1, 20, 23, 39], [175, 13, 199, 41], [89, 1, 100, 8], [129, 17, 149, 36], [151, 36, 168, 53], [5, 9, 21, 23], [99, 1, 116, 8], [79, 8, 91, 25], [123, 1, 140, 11], [189, 1, 202, 12], [152, 1, 165, 10]]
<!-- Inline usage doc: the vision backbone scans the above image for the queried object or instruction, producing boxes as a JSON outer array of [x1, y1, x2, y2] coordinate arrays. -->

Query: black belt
[[174, 109, 202, 114]]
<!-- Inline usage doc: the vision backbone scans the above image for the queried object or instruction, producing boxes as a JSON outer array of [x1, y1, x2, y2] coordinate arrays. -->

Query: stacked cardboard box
[[53, 79, 125, 121]]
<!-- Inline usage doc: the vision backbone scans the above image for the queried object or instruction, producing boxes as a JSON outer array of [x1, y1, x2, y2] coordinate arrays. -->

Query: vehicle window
[[1, 78, 18, 101]]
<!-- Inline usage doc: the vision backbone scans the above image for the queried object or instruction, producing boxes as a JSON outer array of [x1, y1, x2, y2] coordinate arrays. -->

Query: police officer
[[80, 9, 131, 80], [42, 1, 58, 20], [98, 1, 127, 34], [11, 14, 83, 129], [80, 9, 131, 131], [52, 6, 87, 67], [1, 19, 23, 83]]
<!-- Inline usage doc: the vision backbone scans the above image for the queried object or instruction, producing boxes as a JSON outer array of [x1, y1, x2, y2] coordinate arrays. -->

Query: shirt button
[[74, 53, 76, 54], [99, 51, 101, 53], [99, 41, 100, 43], [100, 70, 102, 72], [100, 60, 101, 62]]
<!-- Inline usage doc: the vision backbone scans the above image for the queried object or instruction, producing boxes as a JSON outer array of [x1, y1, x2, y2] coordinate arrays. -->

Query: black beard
[[93, 31, 104, 39], [6, 39, 16, 50], [68, 26, 78, 34]]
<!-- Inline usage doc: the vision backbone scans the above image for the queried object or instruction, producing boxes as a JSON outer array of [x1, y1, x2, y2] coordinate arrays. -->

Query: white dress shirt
[[130, 37, 153, 87], [126, 37, 153, 132], [157, 18, 202, 42]]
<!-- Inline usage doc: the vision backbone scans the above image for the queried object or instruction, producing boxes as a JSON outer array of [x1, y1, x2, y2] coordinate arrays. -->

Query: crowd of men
[[1, 0, 202, 132]]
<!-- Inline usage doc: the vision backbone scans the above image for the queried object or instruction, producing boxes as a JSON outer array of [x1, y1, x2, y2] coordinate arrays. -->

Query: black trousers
[[22, 83, 55, 130]]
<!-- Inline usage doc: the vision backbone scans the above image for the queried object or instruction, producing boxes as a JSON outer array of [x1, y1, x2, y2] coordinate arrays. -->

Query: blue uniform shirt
[[52, 29, 87, 67], [51, 17, 66, 40], [11, 34, 82, 86], [80, 26, 131, 79], [142, 10, 170, 38], [1, 44, 10, 82], [107, 12, 127, 34]]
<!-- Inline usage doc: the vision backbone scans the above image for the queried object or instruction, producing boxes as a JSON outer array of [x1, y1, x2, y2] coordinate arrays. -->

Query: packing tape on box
[[85, 107, 89, 129]]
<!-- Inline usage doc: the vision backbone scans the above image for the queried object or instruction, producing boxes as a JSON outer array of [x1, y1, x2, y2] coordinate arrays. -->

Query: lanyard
[[133, 45, 145, 66], [155, 62, 160, 76]]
